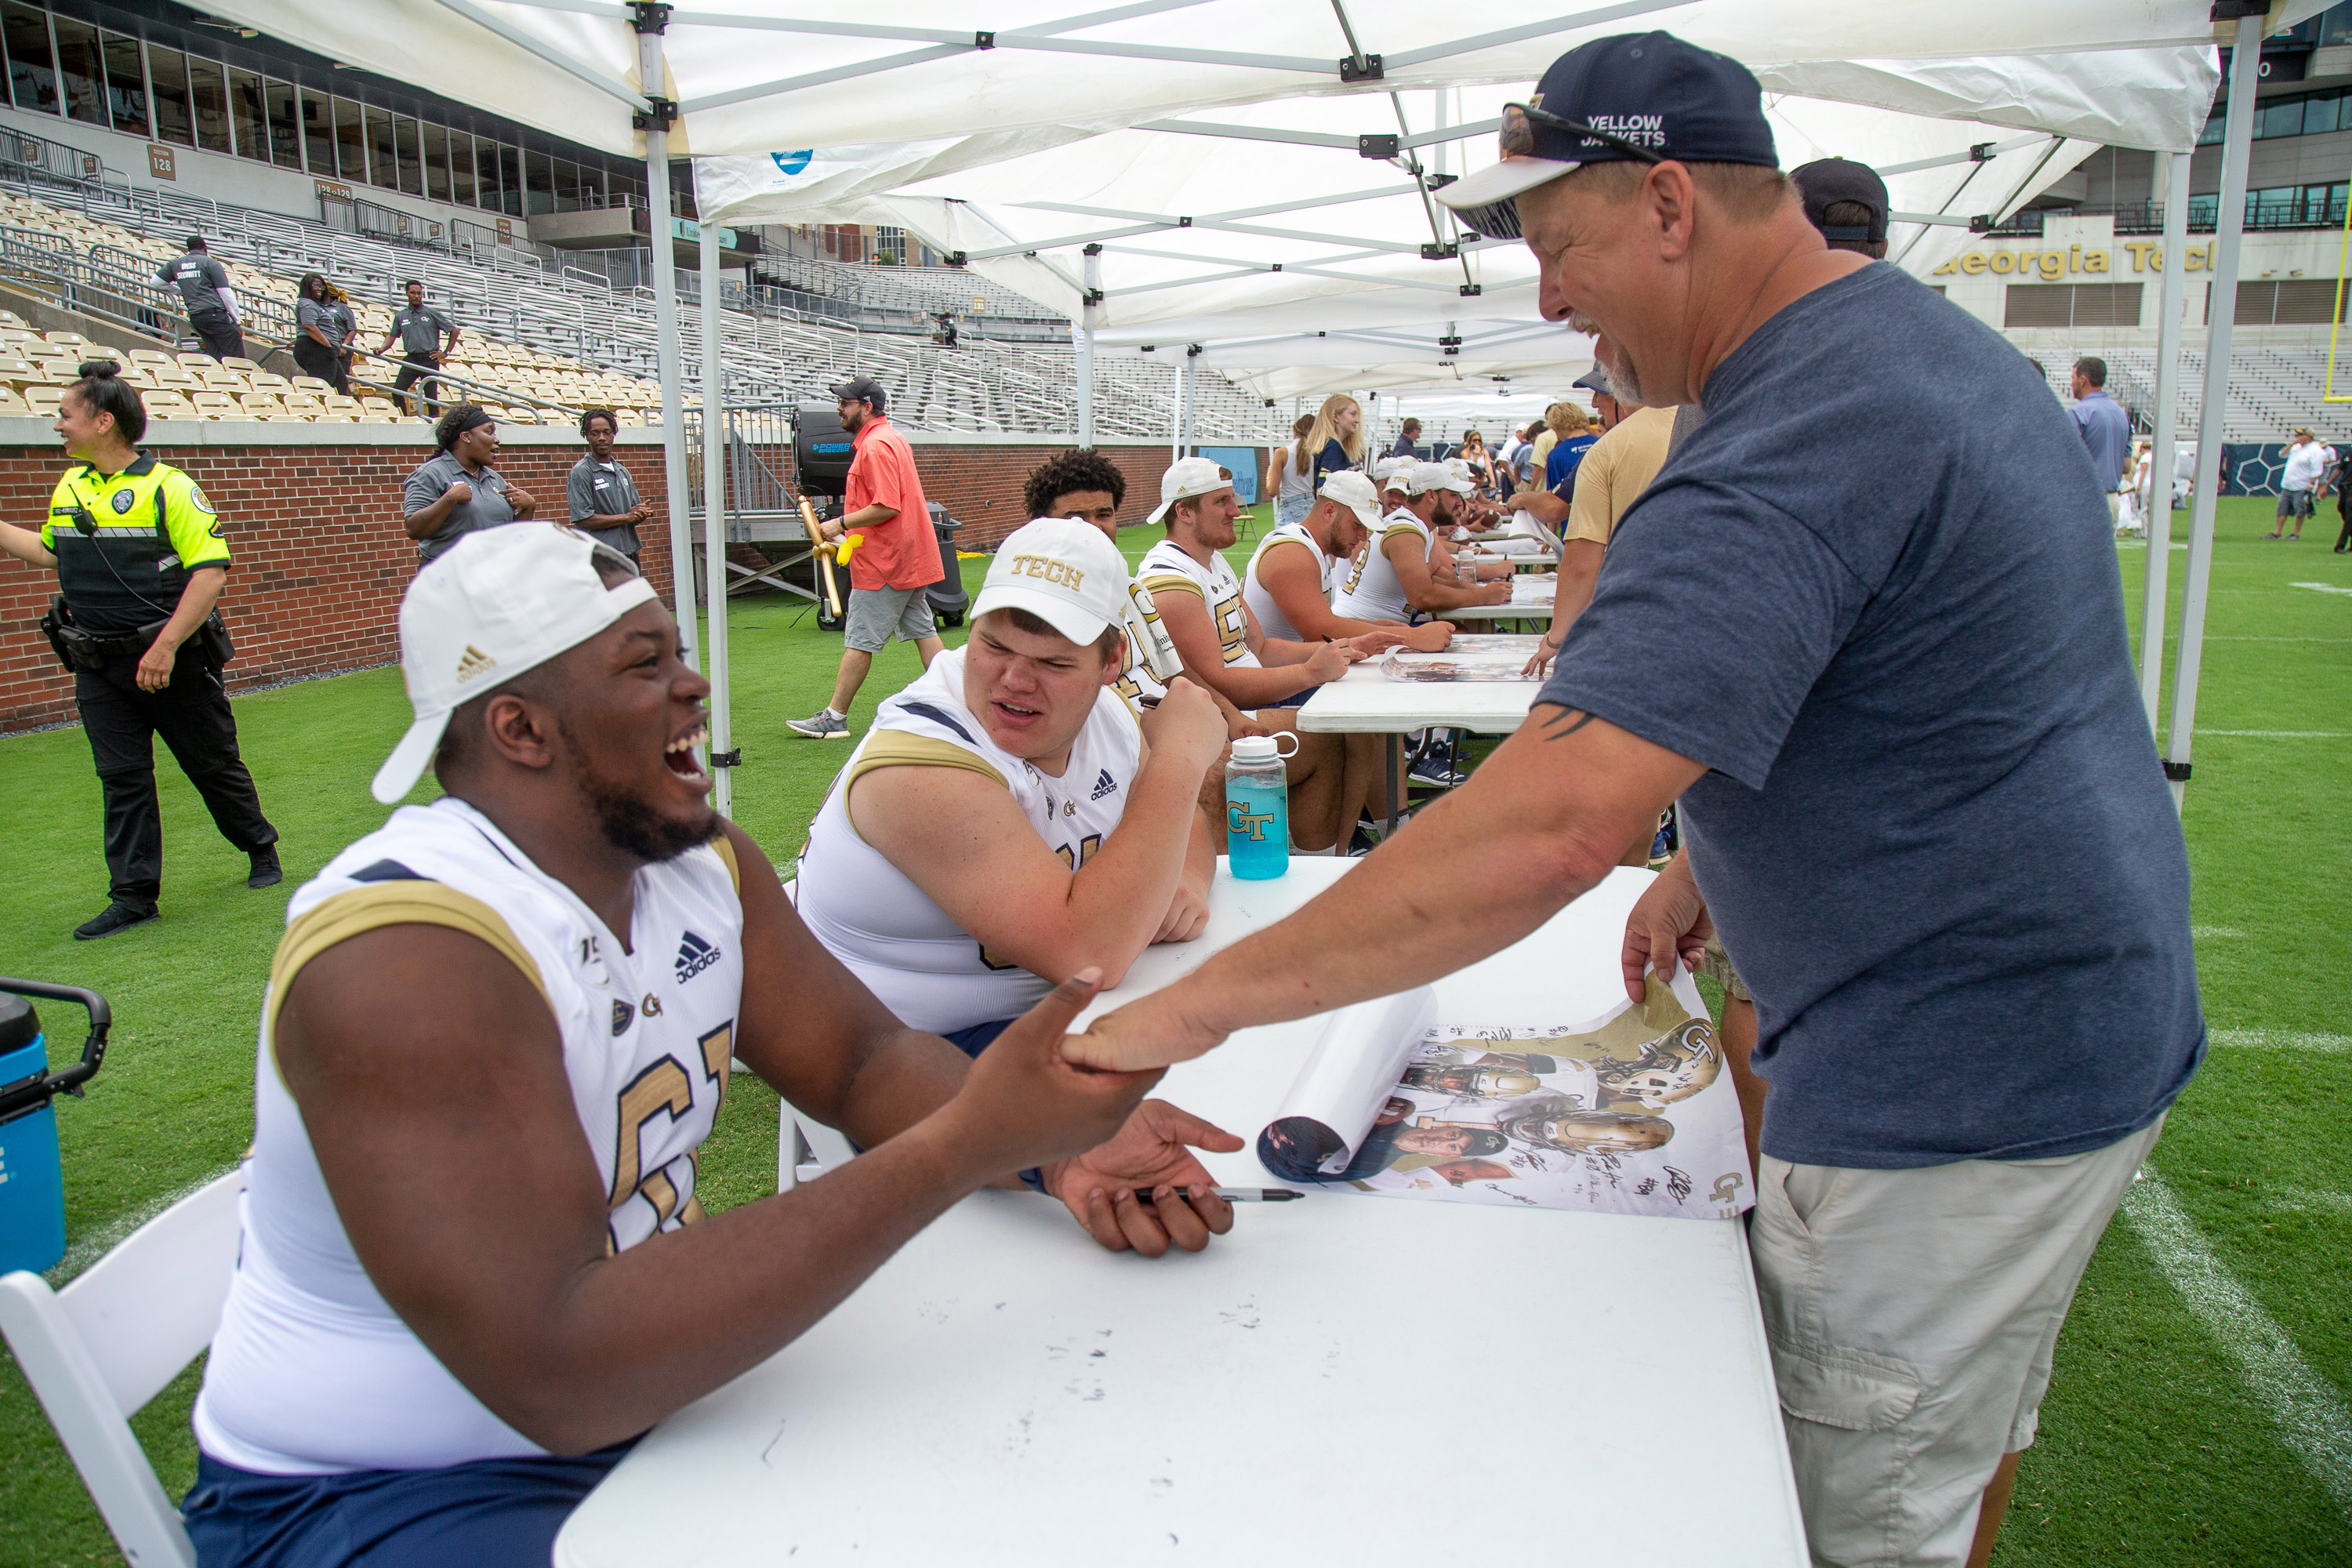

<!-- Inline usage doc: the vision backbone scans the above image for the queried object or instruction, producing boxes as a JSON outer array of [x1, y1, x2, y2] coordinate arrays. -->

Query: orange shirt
[[843, 416, 944, 591]]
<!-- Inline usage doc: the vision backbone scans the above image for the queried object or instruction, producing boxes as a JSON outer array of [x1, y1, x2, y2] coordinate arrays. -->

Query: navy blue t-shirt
[[1538, 263, 2203, 1170], [1545, 431, 1598, 495]]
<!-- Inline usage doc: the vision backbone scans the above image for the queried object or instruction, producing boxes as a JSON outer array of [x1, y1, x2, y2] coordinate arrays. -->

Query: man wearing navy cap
[[1072, 32, 2202, 1568]]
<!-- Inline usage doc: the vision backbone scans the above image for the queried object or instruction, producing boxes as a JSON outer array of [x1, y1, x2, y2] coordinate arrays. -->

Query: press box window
[[2003, 283, 2143, 329]]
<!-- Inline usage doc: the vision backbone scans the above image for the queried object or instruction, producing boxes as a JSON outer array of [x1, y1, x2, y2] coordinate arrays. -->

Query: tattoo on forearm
[[1539, 707, 1599, 742]]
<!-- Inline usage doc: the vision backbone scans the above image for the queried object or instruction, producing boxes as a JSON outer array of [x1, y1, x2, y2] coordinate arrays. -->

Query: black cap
[[1791, 158, 1888, 245], [829, 376, 886, 412], [1436, 32, 1777, 240], [1572, 366, 1612, 397]]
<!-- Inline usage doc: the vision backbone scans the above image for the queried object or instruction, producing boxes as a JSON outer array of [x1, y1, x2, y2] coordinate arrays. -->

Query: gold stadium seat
[[0, 389, 27, 417], [128, 350, 172, 367], [42, 330, 86, 347], [247, 372, 290, 394], [174, 351, 218, 368], [219, 356, 259, 372], [288, 375, 332, 394]]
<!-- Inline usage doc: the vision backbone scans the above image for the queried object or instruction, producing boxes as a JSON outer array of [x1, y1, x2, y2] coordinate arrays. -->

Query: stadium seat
[[41, 331, 86, 347], [128, 350, 172, 367], [0, 390, 27, 417], [0, 1168, 242, 1568], [288, 376, 332, 394], [173, 353, 216, 369], [219, 357, 258, 373]]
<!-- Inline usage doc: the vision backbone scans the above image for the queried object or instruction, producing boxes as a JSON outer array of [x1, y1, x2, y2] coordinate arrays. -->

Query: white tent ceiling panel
[[196, 1, 2299, 161]]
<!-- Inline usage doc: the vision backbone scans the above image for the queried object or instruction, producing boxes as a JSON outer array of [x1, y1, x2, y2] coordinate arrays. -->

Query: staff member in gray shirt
[[376, 280, 459, 417], [403, 405, 537, 566], [566, 407, 650, 559], [293, 272, 355, 394], [156, 237, 243, 361]]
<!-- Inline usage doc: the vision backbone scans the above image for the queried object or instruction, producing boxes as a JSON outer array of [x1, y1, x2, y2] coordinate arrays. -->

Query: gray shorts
[[1751, 1116, 2164, 1567], [844, 584, 938, 653]]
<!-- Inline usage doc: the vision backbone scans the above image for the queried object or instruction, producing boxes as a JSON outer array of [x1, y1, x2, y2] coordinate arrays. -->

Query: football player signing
[[797, 515, 1229, 1062], [187, 528, 1237, 1566]]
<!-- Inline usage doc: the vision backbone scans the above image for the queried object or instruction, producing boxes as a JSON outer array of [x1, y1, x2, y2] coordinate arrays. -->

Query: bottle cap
[[1230, 733, 1299, 761]]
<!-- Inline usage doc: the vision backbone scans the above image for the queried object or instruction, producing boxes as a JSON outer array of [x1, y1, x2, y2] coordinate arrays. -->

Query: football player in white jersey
[[1138, 459, 1399, 851], [1333, 460, 1514, 623], [187, 527, 1238, 1566], [1245, 469, 1457, 650], [800, 517, 1229, 1053]]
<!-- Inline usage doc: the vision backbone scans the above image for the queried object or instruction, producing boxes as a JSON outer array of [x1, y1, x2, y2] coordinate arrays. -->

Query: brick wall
[[0, 430, 1202, 733]]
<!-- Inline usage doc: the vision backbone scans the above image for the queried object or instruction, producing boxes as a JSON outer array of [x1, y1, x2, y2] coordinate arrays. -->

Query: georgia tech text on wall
[[1929, 242, 2222, 279]]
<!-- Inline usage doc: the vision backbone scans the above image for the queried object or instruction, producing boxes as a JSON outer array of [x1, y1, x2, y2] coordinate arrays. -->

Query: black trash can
[[927, 502, 969, 628]]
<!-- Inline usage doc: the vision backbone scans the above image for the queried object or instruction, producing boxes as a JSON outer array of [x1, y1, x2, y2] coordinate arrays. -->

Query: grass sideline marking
[[2194, 730, 2352, 739], [42, 1164, 238, 1288], [2289, 582, 2352, 597], [2190, 925, 2245, 938], [2212, 1028, 2352, 1054], [2125, 1172, 2352, 1520], [2272, 1188, 2352, 1216]]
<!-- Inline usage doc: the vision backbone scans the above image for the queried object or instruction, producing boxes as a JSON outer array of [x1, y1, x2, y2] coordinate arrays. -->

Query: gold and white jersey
[[194, 797, 745, 1475], [1241, 520, 1338, 644], [1138, 537, 1261, 670], [797, 648, 1143, 1035], [1110, 577, 1182, 712], [1333, 507, 1433, 624]]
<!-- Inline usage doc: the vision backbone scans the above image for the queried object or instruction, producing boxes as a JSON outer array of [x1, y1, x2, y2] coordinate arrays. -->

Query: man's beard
[[561, 717, 719, 862], [1567, 310, 1646, 408]]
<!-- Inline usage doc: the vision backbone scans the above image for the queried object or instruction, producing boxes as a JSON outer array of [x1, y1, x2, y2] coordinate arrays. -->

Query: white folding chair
[[0, 1169, 244, 1568]]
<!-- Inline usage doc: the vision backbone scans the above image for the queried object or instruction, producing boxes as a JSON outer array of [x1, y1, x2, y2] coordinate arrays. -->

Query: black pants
[[392, 353, 443, 415], [2336, 503, 2351, 551], [189, 309, 244, 363], [292, 338, 350, 394], [76, 645, 276, 909]]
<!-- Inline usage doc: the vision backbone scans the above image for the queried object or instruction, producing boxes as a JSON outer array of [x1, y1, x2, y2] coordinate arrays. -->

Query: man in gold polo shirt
[[0, 363, 278, 938]]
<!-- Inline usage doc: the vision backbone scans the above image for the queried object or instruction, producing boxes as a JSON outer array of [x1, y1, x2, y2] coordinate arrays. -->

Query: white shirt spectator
[[2282, 440, 2328, 493]]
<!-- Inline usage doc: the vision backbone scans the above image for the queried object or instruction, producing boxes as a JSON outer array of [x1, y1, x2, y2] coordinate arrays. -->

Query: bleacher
[[0, 169, 1272, 441]]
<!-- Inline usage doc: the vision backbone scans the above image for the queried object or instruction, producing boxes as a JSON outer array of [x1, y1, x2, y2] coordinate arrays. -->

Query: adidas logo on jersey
[[1090, 768, 1118, 801], [455, 644, 497, 682], [674, 931, 722, 982]]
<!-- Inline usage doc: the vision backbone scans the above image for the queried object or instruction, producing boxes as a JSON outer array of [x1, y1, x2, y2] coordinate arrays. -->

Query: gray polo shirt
[[296, 297, 350, 349], [404, 448, 517, 564], [567, 453, 642, 554], [390, 305, 456, 356], [157, 253, 230, 317]]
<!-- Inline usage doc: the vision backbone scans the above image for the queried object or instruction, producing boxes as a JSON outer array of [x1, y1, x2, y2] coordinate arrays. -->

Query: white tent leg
[[2139, 149, 2190, 728], [1178, 350, 1197, 456], [2165, 12, 2263, 811], [639, 27, 696, 673], [1077, 243, 1101, 447], [699, 223, 731, 818]]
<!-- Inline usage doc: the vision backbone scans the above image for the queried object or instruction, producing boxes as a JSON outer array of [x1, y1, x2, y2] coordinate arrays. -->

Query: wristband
[[1017, 1167, 1047, 1192]]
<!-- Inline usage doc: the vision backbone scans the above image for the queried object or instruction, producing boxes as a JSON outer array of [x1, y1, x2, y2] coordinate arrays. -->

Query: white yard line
[[2288, 582, 2352, 597], [2193, 730, 2352, 739], [2124, 1173, 2352, 1520], [2212, 1029, 2352, 1054], [2270, 1188, 2352, 1216], [42, 1164, 237, 1288], [2190, 925, 2245, 938]]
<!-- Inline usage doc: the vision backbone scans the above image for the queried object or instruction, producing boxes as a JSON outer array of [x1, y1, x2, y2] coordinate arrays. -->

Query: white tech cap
[[371, 526, 657, 804], [1318, 468, 1385, 532], [1413, 459, 1476, 497], [1371, 454, 1412, 488], [971, 517, 1131, 646], [1146, 455, 1236, 525]]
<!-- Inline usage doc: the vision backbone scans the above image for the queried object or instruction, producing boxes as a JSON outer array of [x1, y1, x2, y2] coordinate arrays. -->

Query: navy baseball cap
[[1791, 158, 1889, 245], [829, 375, 887, 412], [1436, 31, 1777, 241]]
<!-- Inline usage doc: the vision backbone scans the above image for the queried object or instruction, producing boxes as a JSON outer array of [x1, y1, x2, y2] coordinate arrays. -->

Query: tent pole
[[2166, 13, 2262, 811], [637, 24, 696, 673], [2139, 148, 2190, 728], [699, 221, 731, 817], [1077, 243, 1100, 446], [1180, 347, 1198, 456]]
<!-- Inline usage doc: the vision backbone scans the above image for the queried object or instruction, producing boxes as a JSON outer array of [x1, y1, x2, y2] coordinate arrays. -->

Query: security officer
[[374, 280, 459, 417], [155, 236, 245, 362], [0, 363, 279, 939]]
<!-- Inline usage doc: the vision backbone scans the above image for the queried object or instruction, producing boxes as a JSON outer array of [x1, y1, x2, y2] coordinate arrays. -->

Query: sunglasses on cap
[[1449, 103, 1669, 242]]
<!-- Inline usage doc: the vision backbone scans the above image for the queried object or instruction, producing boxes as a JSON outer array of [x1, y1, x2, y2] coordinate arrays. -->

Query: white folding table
[[1437, 573, 1559, 629], [555, 861, 1804, 1568], [1298, 646, 1546, 832]]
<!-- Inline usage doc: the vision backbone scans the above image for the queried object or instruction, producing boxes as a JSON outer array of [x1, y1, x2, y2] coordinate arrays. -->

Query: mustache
[[1566, 310, 1602, 336]]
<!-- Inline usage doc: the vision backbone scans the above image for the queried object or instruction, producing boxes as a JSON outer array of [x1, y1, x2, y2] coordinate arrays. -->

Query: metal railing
[[1983, 195, 2352, 238]]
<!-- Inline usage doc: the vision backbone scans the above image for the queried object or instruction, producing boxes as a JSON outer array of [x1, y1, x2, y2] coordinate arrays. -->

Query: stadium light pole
[[699, 220, 732, 817], [2167, 9, 2263, 811], [2140, 147, 2191, 728], [636, 12, 697, 674]]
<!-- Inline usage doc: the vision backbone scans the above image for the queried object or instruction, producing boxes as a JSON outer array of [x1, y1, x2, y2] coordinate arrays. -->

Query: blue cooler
[[0, 984, 112, 1277]]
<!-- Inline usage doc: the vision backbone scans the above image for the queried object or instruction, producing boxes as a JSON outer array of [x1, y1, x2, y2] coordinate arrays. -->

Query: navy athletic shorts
[[182, 1440, 636, 1567]]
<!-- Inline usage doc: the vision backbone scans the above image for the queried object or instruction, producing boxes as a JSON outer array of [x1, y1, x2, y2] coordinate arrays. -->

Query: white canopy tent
[[197, 0, 2325, 813]]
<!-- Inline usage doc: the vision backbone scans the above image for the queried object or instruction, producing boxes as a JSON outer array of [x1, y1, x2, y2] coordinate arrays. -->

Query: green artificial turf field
[[0, 496, 2344, 1564]]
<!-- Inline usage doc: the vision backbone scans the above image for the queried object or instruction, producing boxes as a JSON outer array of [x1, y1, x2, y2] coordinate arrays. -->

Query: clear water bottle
[[1225, 732, 1298, 880]]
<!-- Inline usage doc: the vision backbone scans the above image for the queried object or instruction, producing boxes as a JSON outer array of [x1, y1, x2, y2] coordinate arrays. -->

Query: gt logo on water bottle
[[1229, 803, 1276, 841]]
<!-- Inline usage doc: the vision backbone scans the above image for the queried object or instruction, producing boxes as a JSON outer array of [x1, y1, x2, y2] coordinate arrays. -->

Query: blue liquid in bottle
[[1226, 778, 1290, 880]]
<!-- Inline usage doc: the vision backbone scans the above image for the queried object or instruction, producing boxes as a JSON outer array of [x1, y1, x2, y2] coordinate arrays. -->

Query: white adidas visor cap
[[1318, 468, 1385, 532], [371, 526, 658, 804], [1146, 455, 1236, 525], [1412, 459, 1476, 497], [970, 517, 1131, 648]]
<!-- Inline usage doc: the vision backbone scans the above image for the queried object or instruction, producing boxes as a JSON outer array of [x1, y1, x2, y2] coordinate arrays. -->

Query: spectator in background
[[1543, 403, 1599, 496], [1790, 157, 1889, 261], [1269, 414, 1316, 528], [1529, 402, 1565, 479], [1390, 417, 1422, 458], [157, 237, 243, 362], [1302, 394, 1367, 489], [2069, 358, 2131, 528], [1524, 360, 1674, 677], [1457, 430, 1496, 498], [2314, 436, 2339, 503], [377, 281, 460, 419], [2333, 444, 2352, 552], [2270, 427, 2325, 541], [292, 273, 354, 396], [403, 405, 537, 567], [789, 376, 946, 739], [568, 408, 651, 563]]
